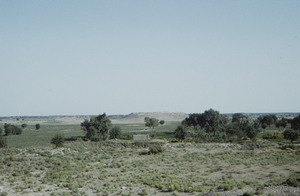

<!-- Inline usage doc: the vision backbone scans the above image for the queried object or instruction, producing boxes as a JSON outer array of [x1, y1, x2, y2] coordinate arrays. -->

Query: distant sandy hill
[[1, 112, 188, 125], [111, 112, 188, 124]]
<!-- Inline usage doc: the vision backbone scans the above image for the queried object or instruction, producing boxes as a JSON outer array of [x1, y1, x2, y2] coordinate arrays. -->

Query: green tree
[[183, 113, 201, 130], [283, 129, 299, 143], [290, 115, 300, 131], [275, 118, 288, 129], [4, 124, 22, 136], [81, 113, 112, 141], [232, 113, 247, 124], [258, 115, 277, 128], [174, 125, 187, 141], [145, 117, 159, 129], [35, 124, 40, 130], [109, 126, 122, 139], [245, 124, 258, 140], [159, 120, 165, 125], [201, 109, 228, 136], [226, 122, 244, 141], [51, 134, 65, 147]]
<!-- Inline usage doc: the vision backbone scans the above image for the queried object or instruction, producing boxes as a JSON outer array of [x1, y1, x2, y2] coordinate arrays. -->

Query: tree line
[[174, 109, 300, 143]]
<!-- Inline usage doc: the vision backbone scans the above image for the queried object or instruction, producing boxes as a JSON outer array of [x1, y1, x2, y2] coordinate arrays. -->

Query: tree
[[290, 115, 300, 131], [81, 113, 112, 141], [183, 113, 202, 131], [201, 109, 228, 136], [109, 126, 122, 139], [258, 115, 277, 128], [145, 117, 159, 129], [226, 122, 244, 140], [51, 134, 65, 147], [4, 124, 22, 136], [35, 124, 40, 130], [159, 120, 165, 125], [245, 124, 258, 140], [232, 113, 247, 124], [21, 123, 27, 129], [283, 129, 299, 143], [174, 125, 187, 141], [275, 118, 288, 129]]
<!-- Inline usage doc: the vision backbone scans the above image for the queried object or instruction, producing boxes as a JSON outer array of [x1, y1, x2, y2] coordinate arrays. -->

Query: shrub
[[283, 129, 299, 143], [284, 174, 300, 187], [243, 192, 254, 196], [0, 192, 8, 196], [51, 134, 65, 148], [148, 144, 164, 154], [21, 124, 27, 129], [262, 132, 279, 140], [0, 135, 7, 148], [35, 124, 40, 130], [109, 126, 122, 139]]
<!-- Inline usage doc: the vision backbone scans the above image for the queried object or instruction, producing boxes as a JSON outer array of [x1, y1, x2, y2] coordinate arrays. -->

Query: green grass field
[[0, 121, 181, 148]]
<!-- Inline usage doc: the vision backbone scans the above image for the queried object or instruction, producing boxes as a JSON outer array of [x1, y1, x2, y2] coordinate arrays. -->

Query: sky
[[0, 0, 299, 116]]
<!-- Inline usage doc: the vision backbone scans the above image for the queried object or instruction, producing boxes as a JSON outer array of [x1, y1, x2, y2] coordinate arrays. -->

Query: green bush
[[51, 134, 65, 148]]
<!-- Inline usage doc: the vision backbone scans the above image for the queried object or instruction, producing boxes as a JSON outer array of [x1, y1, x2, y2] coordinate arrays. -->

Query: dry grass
[[0, 140, 299, 195]]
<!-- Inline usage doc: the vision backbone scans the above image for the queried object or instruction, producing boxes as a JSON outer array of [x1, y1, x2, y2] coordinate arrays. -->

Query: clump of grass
[[284, 173, 300, 187], [0, 136, 7, 148], [138, 189, 149, 195], [243, 192, 254, 196]]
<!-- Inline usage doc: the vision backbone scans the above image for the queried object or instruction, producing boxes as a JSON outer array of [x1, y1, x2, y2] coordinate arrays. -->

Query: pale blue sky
[[1, 0, 299, 116]]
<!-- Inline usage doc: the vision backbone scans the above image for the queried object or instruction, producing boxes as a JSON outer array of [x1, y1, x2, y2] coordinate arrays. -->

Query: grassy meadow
[[0, 119, 299, 196]]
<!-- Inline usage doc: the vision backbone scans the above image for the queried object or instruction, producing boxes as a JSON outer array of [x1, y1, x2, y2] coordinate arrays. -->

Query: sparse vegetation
[[0, 111, 299, 195]]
